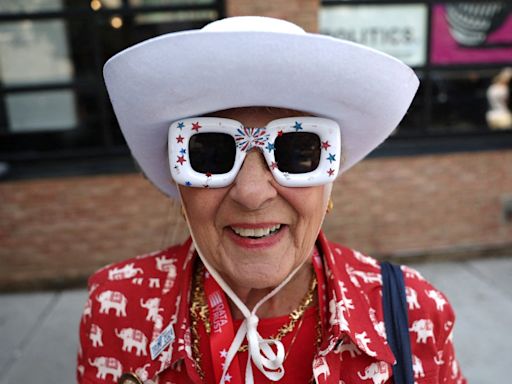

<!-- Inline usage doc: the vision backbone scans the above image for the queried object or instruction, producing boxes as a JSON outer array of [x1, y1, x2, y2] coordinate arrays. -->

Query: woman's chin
[[225, 266, 289, 291]]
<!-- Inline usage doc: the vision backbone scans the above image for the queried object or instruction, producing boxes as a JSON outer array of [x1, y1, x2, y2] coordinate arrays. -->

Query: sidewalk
[[1, 257, 511, 383]]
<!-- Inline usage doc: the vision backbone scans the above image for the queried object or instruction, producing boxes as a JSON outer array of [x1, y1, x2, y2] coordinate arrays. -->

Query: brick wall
[[226, 0, 320, 32], [326, 150, 512, 257], [2, 150, 511, 290]]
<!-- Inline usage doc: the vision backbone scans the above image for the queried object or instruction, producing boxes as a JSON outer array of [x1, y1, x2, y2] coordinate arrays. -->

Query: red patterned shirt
[[77, 231, 466, 383]]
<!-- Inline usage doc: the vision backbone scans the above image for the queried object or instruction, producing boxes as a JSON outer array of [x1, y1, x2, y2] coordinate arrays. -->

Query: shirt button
[[118, 372, 143, 384]]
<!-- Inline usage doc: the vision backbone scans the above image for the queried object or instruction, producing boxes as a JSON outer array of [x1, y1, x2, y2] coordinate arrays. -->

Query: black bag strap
[[380, 261, 415, 384]]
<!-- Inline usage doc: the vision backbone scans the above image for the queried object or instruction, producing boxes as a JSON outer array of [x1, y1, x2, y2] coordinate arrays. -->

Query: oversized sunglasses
[[168, 117, 341, 188]]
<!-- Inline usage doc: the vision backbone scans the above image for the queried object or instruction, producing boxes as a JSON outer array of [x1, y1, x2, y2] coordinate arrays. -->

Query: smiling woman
[[179, 108, 329, 301], [77, 16, 466, 384]]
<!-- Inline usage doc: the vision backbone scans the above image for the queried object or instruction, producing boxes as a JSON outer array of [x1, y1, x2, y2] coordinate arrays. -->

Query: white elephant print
[[369, 308, 386, 339], [346, 265, 382, 286], [140, 297, 163, 322], [158, 347, 174, 372], [355, 331, 377, 357], [335, 341, 362, 360], [135, 363, 151, 382], [329, 294, 350, 332], [357, 361, 390, 384], [88, 356, 123, 381], [425, 289, 447, 311], [89, 283, 100, 294], [177, 328, 192, 360], [353, 250, 379, 268], [97, 290, 127, 317], [401, 265, 425, 280], [89, 323, 103, 348], [82, 298, 92, 321], [155, 256, 177, 273], [410, 319, 435, 344], [405, 287, 420, 310], [434, 350, 444, 365], [152, 314, 164, 340], [338, 281, 355, 312], [412, 354, 425, 378], [108, 263, 143, 280], [115, 327, 148, 356], [451, 358, 460, 379], [313, 356, 330, 382]]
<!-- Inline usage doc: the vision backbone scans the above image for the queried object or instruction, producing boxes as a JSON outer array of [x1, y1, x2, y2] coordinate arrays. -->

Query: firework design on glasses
[[234, 127, 270, 152]]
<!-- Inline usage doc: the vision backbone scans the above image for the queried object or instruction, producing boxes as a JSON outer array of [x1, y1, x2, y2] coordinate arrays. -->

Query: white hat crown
[[201, 16, 306, 34]]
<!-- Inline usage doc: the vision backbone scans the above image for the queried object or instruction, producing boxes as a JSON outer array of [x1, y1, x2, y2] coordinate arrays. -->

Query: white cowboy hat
[[104, 16, 419, 198]]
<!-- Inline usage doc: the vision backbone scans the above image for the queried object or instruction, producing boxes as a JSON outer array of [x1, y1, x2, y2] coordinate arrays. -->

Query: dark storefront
[[0, 0, 511, 180], [0, 0, 224, 178]]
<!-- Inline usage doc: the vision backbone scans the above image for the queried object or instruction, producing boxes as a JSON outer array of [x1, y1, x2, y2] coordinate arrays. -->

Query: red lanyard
[[202, 249, 326, 384], [203, 270, 244, 384]]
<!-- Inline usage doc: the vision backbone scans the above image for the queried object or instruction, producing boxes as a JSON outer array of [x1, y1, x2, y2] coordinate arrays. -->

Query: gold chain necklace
[[189, 263, 322, 380]]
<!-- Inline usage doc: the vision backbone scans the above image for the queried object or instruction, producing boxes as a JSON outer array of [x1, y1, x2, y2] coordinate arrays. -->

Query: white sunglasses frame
[[168, 116, 341, 188]]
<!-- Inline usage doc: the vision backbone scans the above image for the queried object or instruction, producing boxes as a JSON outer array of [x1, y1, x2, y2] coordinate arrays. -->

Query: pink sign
[[431, 3, 512, 65]]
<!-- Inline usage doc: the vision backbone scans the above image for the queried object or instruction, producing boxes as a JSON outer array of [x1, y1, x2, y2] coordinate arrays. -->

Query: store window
[[0, 1, 77, 133], [0, 0, 223, 161], [321, 1, 512, 138], [430, 70, 493, 134]]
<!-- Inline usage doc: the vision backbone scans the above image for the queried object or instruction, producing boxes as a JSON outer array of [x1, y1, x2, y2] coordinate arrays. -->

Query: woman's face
[[179, 107, 330, 291]]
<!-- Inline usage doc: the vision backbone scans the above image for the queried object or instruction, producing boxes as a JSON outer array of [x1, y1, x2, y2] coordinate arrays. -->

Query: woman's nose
[[228, 150, 277, 210]]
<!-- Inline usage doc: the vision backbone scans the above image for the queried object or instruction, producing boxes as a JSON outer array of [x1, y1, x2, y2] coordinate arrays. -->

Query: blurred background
[[0, 0, 511, 382]]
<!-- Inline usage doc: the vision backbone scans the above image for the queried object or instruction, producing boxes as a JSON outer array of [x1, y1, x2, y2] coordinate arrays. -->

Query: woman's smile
[[225, 223, 287, 249]]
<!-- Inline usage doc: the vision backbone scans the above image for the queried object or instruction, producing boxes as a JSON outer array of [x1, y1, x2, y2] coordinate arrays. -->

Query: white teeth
[[232, 224, 282, 238]]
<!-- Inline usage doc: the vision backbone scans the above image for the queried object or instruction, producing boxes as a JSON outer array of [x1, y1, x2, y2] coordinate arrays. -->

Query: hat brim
[[104, 30, 419, 198]]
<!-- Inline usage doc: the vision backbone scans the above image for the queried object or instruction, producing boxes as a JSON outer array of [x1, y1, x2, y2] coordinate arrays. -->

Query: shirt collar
[[150, 233, 396, 381], [317, 230, 395, 365]]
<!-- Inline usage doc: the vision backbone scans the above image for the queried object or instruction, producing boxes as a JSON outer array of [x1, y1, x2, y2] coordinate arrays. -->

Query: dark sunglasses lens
[[189, 133, 236, 174], [274, 132, 321, 173]]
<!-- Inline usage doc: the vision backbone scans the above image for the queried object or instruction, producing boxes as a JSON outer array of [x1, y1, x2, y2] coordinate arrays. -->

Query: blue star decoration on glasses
[[185, 181, 192, 186], [266, 142, 275, 153], [293, 121, 303, 131], [179, 148, 186, 155], [327, 153, 336, 163], [177, 122, 185, 130]]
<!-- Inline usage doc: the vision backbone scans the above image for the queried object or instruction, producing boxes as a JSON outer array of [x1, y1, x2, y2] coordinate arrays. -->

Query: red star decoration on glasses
[[176, 135, 184, 143], [176, 155, 186, 165], [191, 122, 202, 132], [327, 168, 335, 176], [270, 161, 278, 170], [277, 130, 283, 137], [321, 140, 331, 150], [205, 172, 212, 178]]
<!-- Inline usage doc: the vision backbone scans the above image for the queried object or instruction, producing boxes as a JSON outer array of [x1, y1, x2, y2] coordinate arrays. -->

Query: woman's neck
[[226, 262, 315, 320]]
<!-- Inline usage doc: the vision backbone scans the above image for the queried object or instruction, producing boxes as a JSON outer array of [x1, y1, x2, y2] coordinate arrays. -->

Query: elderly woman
[[77, 17, 465, 384]]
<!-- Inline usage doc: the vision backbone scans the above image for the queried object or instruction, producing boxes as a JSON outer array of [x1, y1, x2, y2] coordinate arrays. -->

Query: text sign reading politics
[[320, 4, 428, 67]]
